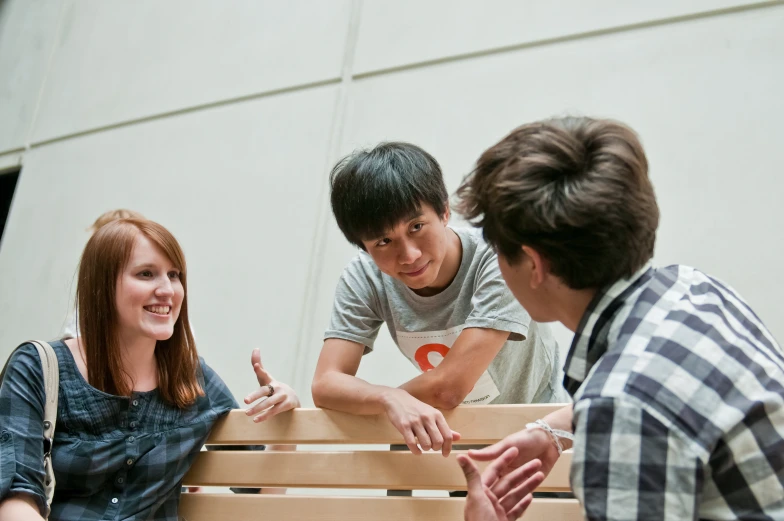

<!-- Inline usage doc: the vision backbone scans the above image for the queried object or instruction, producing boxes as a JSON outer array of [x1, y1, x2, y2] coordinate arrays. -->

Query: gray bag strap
[[28, 340, 59, 511], [0, 340, 59, 516]]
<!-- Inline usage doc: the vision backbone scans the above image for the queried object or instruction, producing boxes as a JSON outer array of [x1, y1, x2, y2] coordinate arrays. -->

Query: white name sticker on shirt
[[396, 325, 500, 405]]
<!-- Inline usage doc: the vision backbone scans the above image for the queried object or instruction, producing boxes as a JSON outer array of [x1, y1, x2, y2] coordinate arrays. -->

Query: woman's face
[[115, 234, 184, 343]]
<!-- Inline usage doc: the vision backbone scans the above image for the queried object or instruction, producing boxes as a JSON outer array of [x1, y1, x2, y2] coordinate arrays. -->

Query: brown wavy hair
[[456, 116, 659, 290], [76, 218, 203, 408]]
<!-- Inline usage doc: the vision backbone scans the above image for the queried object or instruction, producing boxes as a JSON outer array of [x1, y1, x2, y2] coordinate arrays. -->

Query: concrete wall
[[2, 0, 783, 416]]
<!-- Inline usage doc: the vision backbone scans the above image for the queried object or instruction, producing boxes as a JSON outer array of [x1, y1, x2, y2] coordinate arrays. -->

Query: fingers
[[254, 362, 273, 386], [251, 347, 262, 368], [244, 382, 275, 405], [426, 419, 445, 454], [491, 458, 542, 499], [457, 455, 484, 497], [468, 439, 509, 461], [434, 416, 453, 457], [499, 471, 544, 519], [505, 492, 534, 521], [253, 402, 284, 423], [401, 427, 422, 455], [245, 390, 285, 417], [411, 422, 433, 452], [480, 446, 520, 488]]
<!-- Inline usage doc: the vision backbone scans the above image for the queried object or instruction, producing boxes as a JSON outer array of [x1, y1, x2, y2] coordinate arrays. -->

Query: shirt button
[[128, 436, 135, 443], [0, 432, 9, 442], [129, 421, 137, 429], [111, 498, 118, 504], [117, 477, 124, 484], [126, 458, 134, 466], [132, 400, 139, 407]]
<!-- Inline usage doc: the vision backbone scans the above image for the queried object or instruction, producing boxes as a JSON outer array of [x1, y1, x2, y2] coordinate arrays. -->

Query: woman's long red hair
[[76, 218, 203, 408]]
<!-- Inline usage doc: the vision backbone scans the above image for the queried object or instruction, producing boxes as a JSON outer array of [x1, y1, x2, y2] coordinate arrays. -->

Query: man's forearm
[[399, 370, 466, 410], [312, 371, 395, 415]]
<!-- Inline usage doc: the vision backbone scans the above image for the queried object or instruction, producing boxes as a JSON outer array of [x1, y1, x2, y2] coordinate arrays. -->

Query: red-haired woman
[[0, 219, 299, 520]]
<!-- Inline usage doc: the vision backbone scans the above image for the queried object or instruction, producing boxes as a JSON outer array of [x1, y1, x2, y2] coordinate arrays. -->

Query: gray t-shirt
[[325, 227, 566, 405]]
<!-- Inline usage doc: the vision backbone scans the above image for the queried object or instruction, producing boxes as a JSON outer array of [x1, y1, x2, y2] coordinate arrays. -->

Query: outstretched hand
[[244, 348, 300, 422], [459, 447, 545, 521]]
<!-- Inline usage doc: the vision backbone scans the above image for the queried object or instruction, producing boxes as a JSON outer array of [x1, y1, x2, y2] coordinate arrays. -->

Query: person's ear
[[442, 206, 451, 224], [521, 246, 548, 289]]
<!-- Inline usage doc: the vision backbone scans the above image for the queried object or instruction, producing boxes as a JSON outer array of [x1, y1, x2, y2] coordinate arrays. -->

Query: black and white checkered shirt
[[564, 263, 784, 520]]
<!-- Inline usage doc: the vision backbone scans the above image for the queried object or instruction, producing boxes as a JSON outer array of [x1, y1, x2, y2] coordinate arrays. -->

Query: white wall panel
[[354, 0, 767, 75], [30, 0, 351, 143], [0, 0, 62, 153], [0, 85, 339, 403]]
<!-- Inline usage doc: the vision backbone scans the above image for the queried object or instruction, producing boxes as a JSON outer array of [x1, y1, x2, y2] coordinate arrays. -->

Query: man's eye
[[411, 223, 424, 232], [376, 238, 391, 247]]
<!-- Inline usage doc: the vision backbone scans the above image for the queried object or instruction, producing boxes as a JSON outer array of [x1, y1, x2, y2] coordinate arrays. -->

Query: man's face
[[497, 252, 557, 323], [361, 204, 450, 290]]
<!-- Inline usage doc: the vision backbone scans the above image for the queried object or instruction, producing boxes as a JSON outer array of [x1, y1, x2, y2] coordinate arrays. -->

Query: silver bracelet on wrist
[[525, 419, 574, 455]]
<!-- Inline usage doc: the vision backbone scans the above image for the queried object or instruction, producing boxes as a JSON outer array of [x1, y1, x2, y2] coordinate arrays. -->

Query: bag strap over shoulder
[[29, 340, 59, 513], [1, 341, 59, 514]]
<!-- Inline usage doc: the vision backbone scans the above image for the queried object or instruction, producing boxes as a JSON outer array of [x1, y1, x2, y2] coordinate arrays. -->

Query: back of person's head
[[77, 218, 202, 408], [456, 116, 659, 290], [330, 142, 448, 249], [89, 208, 145, 234]]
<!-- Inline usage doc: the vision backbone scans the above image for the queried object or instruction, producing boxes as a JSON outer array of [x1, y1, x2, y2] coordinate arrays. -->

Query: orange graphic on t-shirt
[[414, 343, 450, 372]]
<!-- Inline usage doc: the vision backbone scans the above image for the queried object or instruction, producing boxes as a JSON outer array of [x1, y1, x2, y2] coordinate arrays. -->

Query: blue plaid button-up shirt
[[564, 264, 784, 520], [0, 340, 255, 520]]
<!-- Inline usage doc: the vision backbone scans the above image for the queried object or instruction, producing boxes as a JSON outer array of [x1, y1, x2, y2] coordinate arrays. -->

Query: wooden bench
[[180, 404, 580, 521]]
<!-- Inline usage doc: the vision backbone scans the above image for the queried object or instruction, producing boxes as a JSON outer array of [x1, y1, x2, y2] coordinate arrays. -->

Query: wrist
[[376, 386, 401, 411], [526, 419, 574, 455]]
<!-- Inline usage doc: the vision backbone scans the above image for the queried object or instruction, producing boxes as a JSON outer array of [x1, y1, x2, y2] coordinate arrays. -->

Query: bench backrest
[[180, 404, 580, 521]]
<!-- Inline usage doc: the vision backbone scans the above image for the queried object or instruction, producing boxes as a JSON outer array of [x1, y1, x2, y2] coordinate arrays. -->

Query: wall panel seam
[[352, 0, 784, 80], [292, 0, 364, 393], [28, 78, 342, 150]]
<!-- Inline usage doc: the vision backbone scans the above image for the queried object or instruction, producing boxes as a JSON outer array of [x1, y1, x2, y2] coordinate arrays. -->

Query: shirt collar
[[563, 261, 654, 396]]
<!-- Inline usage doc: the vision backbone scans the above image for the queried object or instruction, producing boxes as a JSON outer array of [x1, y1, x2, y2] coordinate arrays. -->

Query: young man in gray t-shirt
[[312, 142, 567, 457]]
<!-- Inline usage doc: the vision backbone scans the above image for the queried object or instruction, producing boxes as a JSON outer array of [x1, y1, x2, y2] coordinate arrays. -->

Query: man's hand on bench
[[459, 447, 544, 521], [381, 388, 461, 457]]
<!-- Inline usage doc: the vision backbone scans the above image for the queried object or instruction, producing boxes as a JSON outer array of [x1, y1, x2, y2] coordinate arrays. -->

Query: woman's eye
[[168, 271, 180, 280], [138, 270, 153, 277]]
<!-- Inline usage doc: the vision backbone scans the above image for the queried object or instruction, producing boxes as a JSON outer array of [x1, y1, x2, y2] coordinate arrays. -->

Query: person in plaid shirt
[[0, 218, 300, 520], [455, 116, 784, 520]]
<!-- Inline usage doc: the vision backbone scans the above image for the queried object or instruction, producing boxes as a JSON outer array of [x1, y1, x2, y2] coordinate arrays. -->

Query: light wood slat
[[179, 494, 581, 521], [183, 451, 572, 491], [207, 404, 568, 444]]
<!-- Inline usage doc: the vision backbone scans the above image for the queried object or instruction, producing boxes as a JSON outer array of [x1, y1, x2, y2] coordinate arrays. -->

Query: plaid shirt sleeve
[[571, 396, 703, 521], [0, 344, 49, 516]]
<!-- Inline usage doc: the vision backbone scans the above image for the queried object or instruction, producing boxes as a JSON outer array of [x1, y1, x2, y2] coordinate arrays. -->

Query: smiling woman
[[75, 219, 198, 403], [0, 218, 301, 521]]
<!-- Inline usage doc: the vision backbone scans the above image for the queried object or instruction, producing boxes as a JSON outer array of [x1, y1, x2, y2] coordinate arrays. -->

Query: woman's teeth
[[145, 305, 170, 315]]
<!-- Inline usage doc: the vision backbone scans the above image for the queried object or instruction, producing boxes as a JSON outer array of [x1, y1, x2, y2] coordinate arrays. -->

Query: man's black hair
[[330, 142, 448, 249]]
